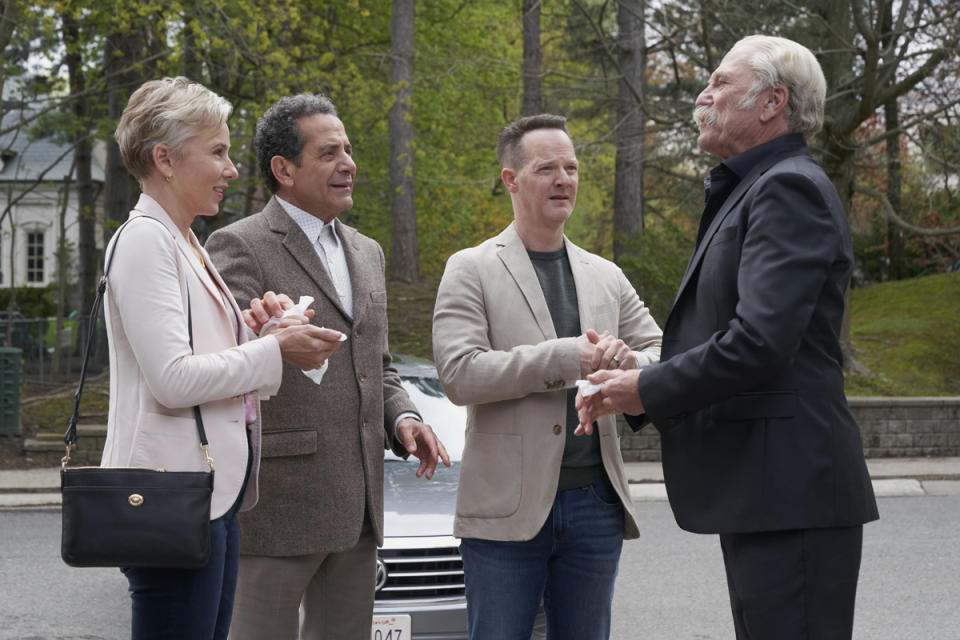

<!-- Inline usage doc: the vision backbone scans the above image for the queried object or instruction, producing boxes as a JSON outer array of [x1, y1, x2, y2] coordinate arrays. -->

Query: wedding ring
[[612, 355, 620, 364]]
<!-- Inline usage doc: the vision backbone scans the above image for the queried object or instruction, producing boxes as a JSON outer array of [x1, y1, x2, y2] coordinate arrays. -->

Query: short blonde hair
[[115, 77, 233, 181], [733, 35, 826, 136]]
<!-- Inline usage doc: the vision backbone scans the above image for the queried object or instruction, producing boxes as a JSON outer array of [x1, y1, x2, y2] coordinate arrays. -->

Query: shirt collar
[[275, 196, 339, 245], [722, 132, 807, 179]]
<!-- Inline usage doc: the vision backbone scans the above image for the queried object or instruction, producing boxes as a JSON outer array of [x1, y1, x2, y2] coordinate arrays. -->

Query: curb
[[627, 478, 960, 502], [2, 461, 960, 509]]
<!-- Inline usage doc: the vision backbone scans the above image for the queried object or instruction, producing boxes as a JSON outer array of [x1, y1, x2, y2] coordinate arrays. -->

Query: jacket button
[[553, 424, 562, 435]]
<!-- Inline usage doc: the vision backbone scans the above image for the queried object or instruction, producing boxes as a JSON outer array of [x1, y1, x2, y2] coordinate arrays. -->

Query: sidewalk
[[623, 457, 960, 501], [2, 458, 960, 508]]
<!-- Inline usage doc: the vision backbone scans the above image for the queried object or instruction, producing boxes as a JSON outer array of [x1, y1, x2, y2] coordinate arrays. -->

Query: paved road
[[2, 495, 959, 639], [612, 495, 960, 639]]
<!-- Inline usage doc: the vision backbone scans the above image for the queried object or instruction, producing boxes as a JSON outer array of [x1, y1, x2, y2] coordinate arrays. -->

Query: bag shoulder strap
[[62, 215, 213, 472]]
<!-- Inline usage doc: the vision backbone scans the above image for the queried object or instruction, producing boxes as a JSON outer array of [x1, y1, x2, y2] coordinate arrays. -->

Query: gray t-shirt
[[527, 246, 605, 491]]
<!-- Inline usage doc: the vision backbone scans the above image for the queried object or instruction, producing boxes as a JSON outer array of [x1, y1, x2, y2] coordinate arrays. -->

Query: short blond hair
[[115, 77, 233, 181]]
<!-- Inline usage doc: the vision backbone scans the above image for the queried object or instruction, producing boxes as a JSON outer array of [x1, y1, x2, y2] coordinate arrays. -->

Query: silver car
[[373, 355, 467, 639], [373, 356, 545, 640]]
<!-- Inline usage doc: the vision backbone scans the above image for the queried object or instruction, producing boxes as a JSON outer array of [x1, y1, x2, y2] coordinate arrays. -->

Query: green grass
[[19, 374, 110, 435], [387, 272, 960, 398], [17, 270, 958, 437], [845, 271, 960, 396]]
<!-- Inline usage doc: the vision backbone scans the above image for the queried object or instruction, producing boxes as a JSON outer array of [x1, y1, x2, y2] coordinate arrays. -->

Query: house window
[[26, 230, 44, 283]]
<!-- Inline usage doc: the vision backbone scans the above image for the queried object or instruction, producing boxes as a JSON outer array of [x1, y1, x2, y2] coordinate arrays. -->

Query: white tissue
[[259, 295, 316, 335], [575, 379, 604, 397], [259, 295, 343, 385]]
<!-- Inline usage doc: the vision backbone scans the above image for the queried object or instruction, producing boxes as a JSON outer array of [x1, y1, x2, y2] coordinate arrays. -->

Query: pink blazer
[[100, 194, 283, 518]]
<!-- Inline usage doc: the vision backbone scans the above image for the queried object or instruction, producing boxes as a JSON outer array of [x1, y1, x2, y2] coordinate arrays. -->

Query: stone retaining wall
[[618, 397, 960, 461]]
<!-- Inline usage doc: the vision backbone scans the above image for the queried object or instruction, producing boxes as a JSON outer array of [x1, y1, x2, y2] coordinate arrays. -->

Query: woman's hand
[[242, 291, 315, 335], [273, 326, 344, 370]]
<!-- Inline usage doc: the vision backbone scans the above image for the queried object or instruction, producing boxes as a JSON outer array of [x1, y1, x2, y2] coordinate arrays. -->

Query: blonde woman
[[103, 77, 342, 639]]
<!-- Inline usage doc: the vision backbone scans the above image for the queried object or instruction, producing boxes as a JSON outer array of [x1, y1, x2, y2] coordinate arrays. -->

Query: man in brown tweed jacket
[[207, 94, 449, 640]]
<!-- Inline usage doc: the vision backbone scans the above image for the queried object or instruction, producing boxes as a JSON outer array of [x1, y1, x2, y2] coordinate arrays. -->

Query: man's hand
[[396, 418, 452, 479], [243, 291, 316, 334], [578, 329, 617, 377], [573, 368, 645, 435], [586, 328, 638, 371]]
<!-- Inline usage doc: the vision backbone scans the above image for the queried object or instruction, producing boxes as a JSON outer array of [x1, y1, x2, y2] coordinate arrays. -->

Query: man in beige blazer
[[433, 114, 662, 640], [206, 94, 449, 640]]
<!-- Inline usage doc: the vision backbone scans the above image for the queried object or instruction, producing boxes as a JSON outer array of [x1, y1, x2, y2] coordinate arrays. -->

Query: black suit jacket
[[628, 134, 879, 534]]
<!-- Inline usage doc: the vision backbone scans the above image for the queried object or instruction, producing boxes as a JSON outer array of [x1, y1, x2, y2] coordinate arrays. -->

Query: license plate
[[371, 614, 411, 640]]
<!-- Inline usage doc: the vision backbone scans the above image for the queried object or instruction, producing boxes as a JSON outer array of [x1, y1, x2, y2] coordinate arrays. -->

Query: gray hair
[[254, 94, 338, 193], [115, 77, 233, 182], [734, 35, 826, 136]]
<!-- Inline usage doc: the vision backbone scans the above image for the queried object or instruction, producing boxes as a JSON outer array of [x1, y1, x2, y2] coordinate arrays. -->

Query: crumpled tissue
[[575, 379, 604, 397], [259, 295, 346, 384]]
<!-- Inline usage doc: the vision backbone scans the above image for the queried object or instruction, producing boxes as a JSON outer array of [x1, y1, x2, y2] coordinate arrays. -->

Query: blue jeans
[[122, 504, 241, 640], [460, 477, 625, 640], [123, 436, 251, 640]]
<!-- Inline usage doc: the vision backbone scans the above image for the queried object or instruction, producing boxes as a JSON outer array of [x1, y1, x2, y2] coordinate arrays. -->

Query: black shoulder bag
[[60, 217, 215, 569]]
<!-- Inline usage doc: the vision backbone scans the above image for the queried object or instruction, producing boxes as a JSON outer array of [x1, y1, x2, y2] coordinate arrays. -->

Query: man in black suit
[[576, 35, 878, 639]]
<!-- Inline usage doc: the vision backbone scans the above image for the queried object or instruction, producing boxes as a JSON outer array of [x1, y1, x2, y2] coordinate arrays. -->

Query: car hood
[[383, 460, 461, 539]]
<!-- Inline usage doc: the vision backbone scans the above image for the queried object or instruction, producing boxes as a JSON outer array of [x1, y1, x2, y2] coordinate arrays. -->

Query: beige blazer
[[432, 223, 662, 541], [100, 194, 283, 519], [206, 197, 418, 556]]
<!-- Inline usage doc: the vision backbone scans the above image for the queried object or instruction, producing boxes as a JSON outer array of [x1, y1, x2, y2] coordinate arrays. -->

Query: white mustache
[[694, 106, 718, 128]]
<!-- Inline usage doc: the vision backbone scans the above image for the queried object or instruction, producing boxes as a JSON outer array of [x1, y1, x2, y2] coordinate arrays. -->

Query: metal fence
[[0, 315, 101, 382]]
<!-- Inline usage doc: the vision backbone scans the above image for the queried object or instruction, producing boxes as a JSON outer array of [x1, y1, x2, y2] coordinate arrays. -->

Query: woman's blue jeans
[[460, 477, 625, 640], [121, 502, 241, 640]]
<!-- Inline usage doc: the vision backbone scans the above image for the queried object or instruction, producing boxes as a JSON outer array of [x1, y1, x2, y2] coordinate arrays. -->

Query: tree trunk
[[613, 0, 646, 265], [522, 0, 541, 116], [0, 0, 20, 106], [102, 25, 142, 238], [64, 12, 98, 359], [4, 189, 14, 344], [52, 161, 74, 379], [881, 2, 904, 281], [388, 0, 419, 283], [884, 98, 905, 280]]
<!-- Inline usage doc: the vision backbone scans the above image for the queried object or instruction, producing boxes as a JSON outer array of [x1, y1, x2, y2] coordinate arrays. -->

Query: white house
[[0, 105, 104, 289]]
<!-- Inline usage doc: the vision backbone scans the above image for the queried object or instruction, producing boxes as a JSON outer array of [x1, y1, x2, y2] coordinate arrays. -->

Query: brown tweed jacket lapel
[[262, 200, 353, 324]]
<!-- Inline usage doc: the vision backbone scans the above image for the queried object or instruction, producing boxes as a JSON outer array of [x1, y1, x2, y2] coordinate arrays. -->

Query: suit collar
[[496, 223, 556, 340], [130, 194, 234, 326], [723, 133, 807, 180], [494, 223, 595, 340], [672, 139, 811, 304], [563, 236, 599, 331], [263, 196, 355, 323]]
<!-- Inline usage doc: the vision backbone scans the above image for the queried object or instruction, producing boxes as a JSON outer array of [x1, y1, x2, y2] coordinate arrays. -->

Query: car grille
[[377, 546, 465, 601]]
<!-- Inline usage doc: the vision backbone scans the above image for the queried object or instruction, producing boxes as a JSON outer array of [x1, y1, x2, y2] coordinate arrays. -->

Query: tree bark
[[522, 0, 541, 116], [388, 0, 419, 283], [881, 2, 904, 280], [613, 0, 646, 265], [102, 26, 143, 239], [0, 0, 20, 107], [64, 12, 98, 342], [52, 161, 74, 378], [884, 98, 905, 280]]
